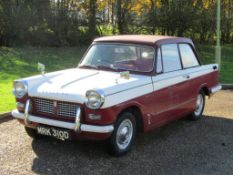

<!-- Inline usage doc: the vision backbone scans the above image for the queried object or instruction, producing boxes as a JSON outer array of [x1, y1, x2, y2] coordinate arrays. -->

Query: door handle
[[183, 74, 190, 79]]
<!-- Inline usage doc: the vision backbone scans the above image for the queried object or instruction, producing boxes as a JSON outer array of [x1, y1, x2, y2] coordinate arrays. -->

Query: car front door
[[152, 44, 192, 124]]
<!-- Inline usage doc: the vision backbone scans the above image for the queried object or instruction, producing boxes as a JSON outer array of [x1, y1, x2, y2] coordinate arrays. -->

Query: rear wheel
[[107, 112, 136, 156], [189, 90, 205, 120], [25, 127, 41, 139]]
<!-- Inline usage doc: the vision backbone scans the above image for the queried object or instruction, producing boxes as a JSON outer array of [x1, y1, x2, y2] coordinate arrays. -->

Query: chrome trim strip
[[11, 109, 114, 133], [74, 108, 81, 132], [210, 84, 222, 93], [24, 99, 30, 125]]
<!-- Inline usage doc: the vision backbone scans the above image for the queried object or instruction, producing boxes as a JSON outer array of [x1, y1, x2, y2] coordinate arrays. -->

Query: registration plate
[[37, 125, 70, 141]]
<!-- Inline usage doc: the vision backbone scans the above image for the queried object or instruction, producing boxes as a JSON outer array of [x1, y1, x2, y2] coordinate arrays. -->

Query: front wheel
[[189, 90, 205, 120], [107, 112, 136, 156]]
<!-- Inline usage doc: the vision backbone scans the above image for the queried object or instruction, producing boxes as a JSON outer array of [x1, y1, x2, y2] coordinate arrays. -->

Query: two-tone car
[[12, 35, 221, 156]]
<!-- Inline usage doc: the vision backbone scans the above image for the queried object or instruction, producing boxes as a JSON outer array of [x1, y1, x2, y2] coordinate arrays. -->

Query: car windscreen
[[79, 44, 155, 72]]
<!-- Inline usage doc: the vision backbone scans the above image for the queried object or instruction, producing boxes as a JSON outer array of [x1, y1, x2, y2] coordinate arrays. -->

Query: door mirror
[[38, 62, 45, 75]]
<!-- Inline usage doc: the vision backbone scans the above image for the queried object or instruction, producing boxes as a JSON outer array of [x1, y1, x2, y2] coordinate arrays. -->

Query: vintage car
[[12, 35, 221, 156]]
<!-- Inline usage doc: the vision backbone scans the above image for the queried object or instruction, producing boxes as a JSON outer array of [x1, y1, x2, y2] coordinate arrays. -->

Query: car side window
[[156, 48, 163, 73], [161, 44, 182, 72], [179, 44, 199, 68]]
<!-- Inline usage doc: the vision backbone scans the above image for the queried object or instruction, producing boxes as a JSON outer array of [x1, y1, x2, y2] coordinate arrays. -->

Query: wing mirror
[[38, 62, 45, 75]]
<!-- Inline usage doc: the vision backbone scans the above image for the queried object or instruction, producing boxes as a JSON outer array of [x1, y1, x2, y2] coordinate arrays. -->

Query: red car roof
[[94, 35, 194, 46]]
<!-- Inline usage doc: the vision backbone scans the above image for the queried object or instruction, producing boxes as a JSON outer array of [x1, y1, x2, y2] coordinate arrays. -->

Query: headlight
[[13, 81, 28, 98], [85, 90, 105, 109]]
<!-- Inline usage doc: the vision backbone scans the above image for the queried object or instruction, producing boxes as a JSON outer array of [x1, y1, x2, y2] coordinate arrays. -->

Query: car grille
[[57, 102, 79, 117], [34, 98, 54, 114], [33, 98, 79, 118]]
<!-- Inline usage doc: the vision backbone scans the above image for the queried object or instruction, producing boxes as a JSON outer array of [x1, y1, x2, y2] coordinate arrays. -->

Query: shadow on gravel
[[0, 114, 13, 124], [31, 115, 233, 175]]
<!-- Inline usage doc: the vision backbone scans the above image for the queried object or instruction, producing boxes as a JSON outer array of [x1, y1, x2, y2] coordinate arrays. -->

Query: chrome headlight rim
[[85, 89, 105, 109], [13, 81, 28, 99]]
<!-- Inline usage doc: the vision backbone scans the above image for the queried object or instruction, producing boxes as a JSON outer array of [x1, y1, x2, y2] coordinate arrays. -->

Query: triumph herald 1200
[[12, 35, 221, 155]]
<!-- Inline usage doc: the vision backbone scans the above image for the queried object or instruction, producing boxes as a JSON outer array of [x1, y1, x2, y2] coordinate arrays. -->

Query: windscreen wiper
[[97, 64, 119, 71], [79, 64, 98, 69]]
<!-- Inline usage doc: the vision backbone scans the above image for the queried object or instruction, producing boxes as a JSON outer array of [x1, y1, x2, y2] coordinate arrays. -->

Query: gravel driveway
[[0, 90, 233, 175]]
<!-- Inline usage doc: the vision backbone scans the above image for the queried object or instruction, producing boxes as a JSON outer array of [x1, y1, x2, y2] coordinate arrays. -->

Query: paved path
[[0, 90, 232, 175]]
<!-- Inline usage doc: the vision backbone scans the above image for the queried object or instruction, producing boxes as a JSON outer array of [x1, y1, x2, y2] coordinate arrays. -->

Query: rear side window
[[161, 44, 182, 72], [179, 44, 199, 68]]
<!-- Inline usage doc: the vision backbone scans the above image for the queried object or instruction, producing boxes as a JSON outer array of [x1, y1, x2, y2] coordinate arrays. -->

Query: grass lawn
[[0, 45, 232, 113], [196, 44, 233, 83], [0, 46, 87, 114]]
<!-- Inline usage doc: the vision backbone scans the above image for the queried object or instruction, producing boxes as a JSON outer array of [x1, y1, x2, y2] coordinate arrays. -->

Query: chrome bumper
[[11, 109, 114, 134], [210, 84, 222, 94]]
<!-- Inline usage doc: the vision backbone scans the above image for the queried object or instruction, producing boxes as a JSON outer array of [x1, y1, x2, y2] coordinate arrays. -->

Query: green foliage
[[0, 0, 232, 46], [0, 0, 99, 47]]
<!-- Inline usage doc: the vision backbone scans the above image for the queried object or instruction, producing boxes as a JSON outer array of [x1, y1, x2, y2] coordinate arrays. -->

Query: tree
[[0, 0, 232, 46], [88, 0, 97, 35]]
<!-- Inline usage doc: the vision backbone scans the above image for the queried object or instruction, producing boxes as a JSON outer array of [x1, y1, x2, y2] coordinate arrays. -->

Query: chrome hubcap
[[194, 94, 204, 116], [116, 119, 133, 150]]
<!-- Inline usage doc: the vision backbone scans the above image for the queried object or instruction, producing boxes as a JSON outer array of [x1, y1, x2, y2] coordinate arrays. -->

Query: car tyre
[[25, 127, 41, 139], [189, 90, 205, 121], [107, 112, 136, 156]]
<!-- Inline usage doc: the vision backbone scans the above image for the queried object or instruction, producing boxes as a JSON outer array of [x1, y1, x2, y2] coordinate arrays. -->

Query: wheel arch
[[199, 83, 210, 96], [117, 105, 144, 133]]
